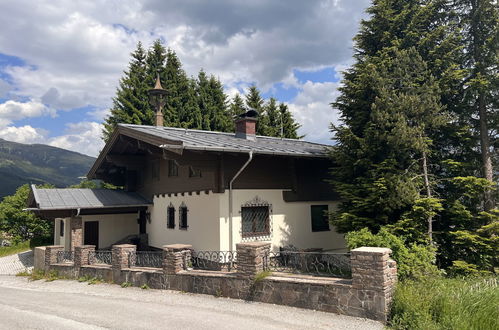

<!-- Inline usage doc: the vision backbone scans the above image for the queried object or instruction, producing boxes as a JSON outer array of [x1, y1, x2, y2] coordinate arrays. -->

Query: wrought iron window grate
[[179, 202, 188, 230], [264, 251, 351, 278], [167, 203, 175, 229], [192, 251, 237, 272], [128, 251, 163, 268], [88, 251, 112, 265], [56, 250, 74, 263]]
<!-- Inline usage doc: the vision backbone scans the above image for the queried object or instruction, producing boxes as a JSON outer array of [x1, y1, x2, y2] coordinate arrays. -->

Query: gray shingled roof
[[29, 185, 151, 210], [120, 124, 330, 157]]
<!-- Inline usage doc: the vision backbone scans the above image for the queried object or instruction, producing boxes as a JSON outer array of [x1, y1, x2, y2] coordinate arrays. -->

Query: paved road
[[0, 276, 382, 330], [0, 250, 33, 275]]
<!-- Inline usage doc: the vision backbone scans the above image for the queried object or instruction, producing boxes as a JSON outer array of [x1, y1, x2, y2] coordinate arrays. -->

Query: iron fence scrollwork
[[128, 251, 163, 268], [56, 250, 74, 263], [264, 251, 351, 278], [88, 251, 112, 265], [192, 251, 237, 272]]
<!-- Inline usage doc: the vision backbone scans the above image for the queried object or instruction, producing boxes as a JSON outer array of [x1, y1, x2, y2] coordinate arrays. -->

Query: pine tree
[[229, 94, 246, 118], [279, 103, 302, 139], [263, 98, 280, 137], [244, 85, 269, 135], [103, 42, 151, 140], [331, 47, 446, 234]]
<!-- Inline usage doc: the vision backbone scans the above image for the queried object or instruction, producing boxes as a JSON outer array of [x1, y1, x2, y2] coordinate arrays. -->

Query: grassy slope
[[0, 138, 95, 199], [390, 276, 499, 330], [0, 241, 31, 258]]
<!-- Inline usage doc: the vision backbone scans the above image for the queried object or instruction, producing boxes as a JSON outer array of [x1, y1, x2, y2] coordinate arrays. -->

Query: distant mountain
[[0, 138, 95, 199]]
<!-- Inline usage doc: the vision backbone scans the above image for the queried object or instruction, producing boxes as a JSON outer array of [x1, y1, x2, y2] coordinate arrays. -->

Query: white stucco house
[[28, 110, 346, 253]]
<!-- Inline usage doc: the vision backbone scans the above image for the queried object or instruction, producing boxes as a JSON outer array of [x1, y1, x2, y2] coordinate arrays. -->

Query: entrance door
[[84, 221, 99, 249]]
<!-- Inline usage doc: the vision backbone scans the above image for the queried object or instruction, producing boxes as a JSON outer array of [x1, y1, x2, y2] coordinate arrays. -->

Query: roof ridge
[[118, 123, 330, 146]]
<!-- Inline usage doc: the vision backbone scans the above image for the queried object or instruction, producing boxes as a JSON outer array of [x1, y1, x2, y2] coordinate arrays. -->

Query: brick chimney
[[235, 110, 258, 140]]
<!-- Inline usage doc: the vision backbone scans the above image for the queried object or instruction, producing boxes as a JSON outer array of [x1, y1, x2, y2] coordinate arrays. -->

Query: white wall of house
[[147, 192, 221, 251], [53, 218, 71, 250], [82, 214, 138, 249], [219, 189, 347, 252]]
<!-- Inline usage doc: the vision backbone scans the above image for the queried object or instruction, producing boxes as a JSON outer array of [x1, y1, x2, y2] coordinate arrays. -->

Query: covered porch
[[27, 185, 152, 251]]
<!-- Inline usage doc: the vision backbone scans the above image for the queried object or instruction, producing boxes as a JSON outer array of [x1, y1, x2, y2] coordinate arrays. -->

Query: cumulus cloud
[[0, 99, 55, 124], [288, 80, 341, 144], [49, 121, 104, 157], [0, 125, 48, 144]]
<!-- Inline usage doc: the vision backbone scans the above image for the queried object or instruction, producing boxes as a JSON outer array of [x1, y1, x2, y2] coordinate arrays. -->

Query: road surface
[[0, 276, 383, 330]]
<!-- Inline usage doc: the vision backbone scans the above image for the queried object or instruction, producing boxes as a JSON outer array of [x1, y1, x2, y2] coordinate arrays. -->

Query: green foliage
[[0, 241, 30, 258], [140, 283, 150, 290], [0, 184, 53, 243], [253, 270, 272, 283], [330, 0, 498, 275], [121, 281, 132, 288], [346, 228, 440, 280], [390, 277, 499, 330]]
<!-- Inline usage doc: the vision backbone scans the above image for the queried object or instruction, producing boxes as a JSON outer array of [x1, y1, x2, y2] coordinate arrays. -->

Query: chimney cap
[[237, 109, 258, 120]]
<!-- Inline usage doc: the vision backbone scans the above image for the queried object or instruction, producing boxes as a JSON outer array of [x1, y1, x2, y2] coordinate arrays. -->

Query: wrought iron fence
[[88, 251, 112, 265], [192, 251, 237, 272], [56, 250, 74, 263], [128, 251, 163, 268], [264, 251, 351, 278]]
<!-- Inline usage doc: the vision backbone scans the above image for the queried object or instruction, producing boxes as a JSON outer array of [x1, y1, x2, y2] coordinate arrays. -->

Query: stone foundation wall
[[35, 243, 397, 323]]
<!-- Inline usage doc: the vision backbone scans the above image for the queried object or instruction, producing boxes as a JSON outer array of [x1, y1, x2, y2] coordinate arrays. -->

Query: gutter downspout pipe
[[228, 150, 253, 252]]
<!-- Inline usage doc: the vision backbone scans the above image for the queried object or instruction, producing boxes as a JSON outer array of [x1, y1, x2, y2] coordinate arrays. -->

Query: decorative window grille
[[241, 196, 272, 239], [179, 202, 188, 230], [311, 205, 330, 232], [167, 203, 175, 229], [168, 160, 178, 177], [60, 219, 64, 237], [189, 166, 201, 178]]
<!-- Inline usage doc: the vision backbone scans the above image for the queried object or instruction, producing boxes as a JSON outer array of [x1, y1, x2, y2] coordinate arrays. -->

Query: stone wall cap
[[163, 244, 193, 250], [112, 244, 136, 248], [236, 242, 271, 247], [47, 245, 64, 248], [76, 245, 96, 249], [351, 247, 392, 254]]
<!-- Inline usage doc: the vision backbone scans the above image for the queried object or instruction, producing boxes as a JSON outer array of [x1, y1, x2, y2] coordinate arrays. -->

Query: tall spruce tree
[[279, 103, 302, 139], [331, 47, 446, 234], [244, 85, 269, 135], [103, 42, 151, 140]]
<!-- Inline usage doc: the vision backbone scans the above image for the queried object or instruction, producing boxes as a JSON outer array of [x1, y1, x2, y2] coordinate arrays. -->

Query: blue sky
[[0, 0, 369, 156]]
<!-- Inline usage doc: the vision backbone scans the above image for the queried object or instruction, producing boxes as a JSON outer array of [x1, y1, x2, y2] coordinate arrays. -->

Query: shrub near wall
[[389, 277, 499, 330]]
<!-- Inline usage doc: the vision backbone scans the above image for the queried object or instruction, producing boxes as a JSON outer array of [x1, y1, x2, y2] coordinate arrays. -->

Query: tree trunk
[[478, 93, 494, 211], [422, 150, 433, 243]]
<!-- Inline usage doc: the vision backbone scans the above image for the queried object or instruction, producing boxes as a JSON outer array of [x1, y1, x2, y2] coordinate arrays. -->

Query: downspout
[[228, 150, 253, 251]]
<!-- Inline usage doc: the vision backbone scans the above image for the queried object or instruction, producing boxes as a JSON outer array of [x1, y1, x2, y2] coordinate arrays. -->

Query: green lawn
[[0, 241, 31, 258], [390, 276, 499, 330]]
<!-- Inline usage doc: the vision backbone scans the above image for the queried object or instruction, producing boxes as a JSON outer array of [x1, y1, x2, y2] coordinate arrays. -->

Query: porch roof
[[27, 185, 152, 212]]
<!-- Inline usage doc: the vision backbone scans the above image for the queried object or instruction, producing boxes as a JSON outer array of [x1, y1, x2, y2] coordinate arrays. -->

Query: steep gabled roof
[[120, 124, 329, 156], [88, 124, 331, 178]]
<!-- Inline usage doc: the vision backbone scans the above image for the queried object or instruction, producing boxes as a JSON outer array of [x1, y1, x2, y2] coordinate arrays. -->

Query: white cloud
[[0, 121, 104, 157], [0, 125, 48, 144], [0, 99, 55, 124], [288, 81, 341, 144]]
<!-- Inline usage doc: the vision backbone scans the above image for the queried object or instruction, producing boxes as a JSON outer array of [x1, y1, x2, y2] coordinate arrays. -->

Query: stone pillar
[[70, 216, 83, 251], [74, 245, 95, 268], [44, 245, 64, 270], [351, 247, 397, 322], [163, 244, 193, 275], [112, 244, 136, 271], [236, 242, 271, 278]]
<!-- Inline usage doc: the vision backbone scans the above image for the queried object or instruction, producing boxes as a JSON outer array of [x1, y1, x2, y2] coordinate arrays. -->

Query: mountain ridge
[[0, 138, 96, 199]]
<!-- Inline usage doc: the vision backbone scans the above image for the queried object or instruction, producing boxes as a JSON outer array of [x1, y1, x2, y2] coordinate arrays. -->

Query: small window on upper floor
[[311, 205, 330, 232], [179, 202, 188, 230], [168, 160, 178, 177], [189, 166, 201, 178], [167, 203, 175, 229], [151, 160, 160, 180], [60, 219, 65, 237]]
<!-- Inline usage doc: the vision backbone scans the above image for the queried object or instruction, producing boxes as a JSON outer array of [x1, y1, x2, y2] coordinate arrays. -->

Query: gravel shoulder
[[0, 276, 383, 330]]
